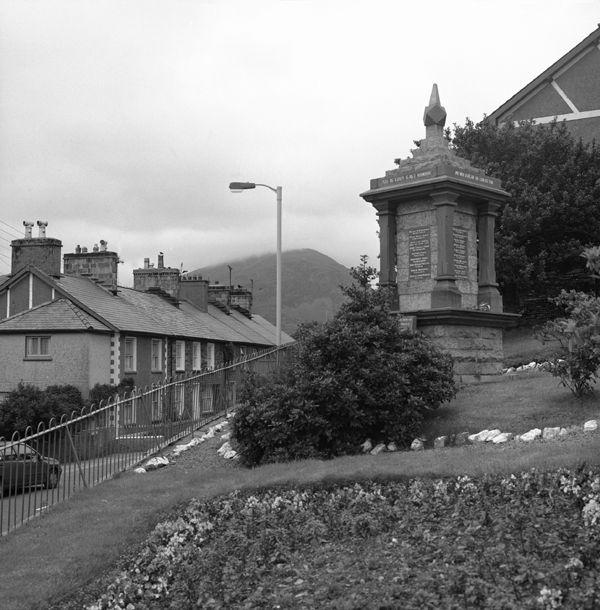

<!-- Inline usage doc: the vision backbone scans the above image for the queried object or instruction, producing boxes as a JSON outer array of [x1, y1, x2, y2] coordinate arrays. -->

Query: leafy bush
[[89, 377, 135, 406], [232, 257, 456, 466], [0, 383, 85, 437], [538, 290, 600, 397]]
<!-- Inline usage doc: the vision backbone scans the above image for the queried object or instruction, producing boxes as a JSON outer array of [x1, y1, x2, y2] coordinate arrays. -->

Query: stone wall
[[419, 324, 504, 383]]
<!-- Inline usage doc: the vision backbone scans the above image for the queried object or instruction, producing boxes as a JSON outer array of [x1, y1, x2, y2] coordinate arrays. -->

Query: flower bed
[[88, 469, 600, 609]]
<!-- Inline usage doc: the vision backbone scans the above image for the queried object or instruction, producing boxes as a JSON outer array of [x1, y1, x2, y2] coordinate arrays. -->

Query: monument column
[[477, 200, 503, 311], [431, 189, 462, 308], [375, 201, 397, 303]]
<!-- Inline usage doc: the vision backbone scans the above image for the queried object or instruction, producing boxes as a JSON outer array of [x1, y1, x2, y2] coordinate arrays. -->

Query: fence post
[[66, 426, 88, 489]]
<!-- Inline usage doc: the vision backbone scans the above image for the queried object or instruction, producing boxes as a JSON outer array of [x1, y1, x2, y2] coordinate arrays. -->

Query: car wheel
[[45, 469, 60, 489]]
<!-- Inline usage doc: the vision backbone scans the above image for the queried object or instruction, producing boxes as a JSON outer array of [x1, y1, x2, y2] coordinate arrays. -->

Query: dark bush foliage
[[232, 257, 456, 466], [538, 290, 600, 397], [451, 119, 600, 310], [0, 383, 85, 437], [89, 377, 135, 406]]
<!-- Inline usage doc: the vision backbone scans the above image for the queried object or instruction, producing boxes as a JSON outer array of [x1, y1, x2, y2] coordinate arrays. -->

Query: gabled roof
[[0, 298, 111, 332], [0, 267, 281, 346], [488, 26, 600, 124]]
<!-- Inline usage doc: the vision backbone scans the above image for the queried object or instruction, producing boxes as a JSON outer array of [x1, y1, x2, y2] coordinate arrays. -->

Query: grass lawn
[[422, 372, 600, 442]]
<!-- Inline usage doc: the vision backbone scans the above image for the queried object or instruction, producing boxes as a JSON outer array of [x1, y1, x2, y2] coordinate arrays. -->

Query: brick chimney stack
[[133, 252, 180, 300], [11, 220, 62, 277], [63, 239, 120, 293]]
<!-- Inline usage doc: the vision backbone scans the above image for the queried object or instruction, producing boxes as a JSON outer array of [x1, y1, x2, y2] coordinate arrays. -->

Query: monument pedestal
[[411, 309, 519, 383]]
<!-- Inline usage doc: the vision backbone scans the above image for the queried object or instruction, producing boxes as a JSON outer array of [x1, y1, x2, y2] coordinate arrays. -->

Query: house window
[[192, 342, 202, 371], [201, 384, 214, 413], [175, 340, 186, 371], [151, 339, 162, 372], [123, 337, 137, 373], [192, 382, 201, 420], [25, 336, 51, 360], [151, 390, 163, 421], [174, 383, 185, 417], [207, 342, 215, 370]]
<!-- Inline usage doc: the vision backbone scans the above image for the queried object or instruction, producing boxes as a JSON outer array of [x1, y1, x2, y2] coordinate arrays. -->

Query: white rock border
[[135, 417, 238, 474]]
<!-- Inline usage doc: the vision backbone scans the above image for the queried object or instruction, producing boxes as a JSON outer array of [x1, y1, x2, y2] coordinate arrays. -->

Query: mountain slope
[[190, 249, 352, 334]]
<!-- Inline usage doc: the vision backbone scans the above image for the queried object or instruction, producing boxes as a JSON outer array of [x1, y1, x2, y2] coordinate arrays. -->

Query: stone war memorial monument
[[361, 85, 519, 382]]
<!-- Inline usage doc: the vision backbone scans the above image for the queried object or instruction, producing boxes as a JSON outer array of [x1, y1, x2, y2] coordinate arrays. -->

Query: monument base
[[408, 308, 520, 383]]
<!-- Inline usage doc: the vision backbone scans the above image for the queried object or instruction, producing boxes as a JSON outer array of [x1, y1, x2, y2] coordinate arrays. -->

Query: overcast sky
[[0, 0, 598, 286]]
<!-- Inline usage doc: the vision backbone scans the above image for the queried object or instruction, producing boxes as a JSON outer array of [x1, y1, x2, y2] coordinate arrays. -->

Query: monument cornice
[[361, 175, 510, 205], [407, 308, 520, 329]]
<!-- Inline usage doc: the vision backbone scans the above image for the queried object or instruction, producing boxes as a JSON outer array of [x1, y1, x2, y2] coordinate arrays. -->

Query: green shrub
[[89, 377, 136, 406], [232, 257, 456, 466], [538, 290, 600, 397], [0, 383, 85, 437]]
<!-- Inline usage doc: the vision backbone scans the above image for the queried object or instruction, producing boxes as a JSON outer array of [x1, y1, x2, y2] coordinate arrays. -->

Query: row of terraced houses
[[0, 221, 293, 404]]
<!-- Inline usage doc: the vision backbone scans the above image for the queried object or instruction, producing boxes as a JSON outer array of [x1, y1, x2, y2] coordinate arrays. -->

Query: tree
[[451, 119, 600, 311], [231, 256, 457, 466]]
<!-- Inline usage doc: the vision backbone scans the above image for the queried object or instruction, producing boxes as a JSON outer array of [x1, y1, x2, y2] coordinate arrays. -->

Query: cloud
[[0, 0, 597, 280]]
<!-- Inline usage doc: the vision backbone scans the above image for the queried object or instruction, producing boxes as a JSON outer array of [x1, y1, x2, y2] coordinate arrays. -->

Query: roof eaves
[[488, 26, 600, 123]]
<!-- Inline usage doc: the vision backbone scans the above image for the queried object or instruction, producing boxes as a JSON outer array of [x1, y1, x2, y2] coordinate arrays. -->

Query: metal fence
[[0, 345, 293, 536]]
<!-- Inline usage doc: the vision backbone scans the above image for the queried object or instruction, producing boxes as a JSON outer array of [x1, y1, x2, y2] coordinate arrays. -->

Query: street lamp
[[229, 181, 282, 347]]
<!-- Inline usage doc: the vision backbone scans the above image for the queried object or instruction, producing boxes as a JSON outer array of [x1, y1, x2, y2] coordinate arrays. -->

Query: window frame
[[24, 335, 51, 361], [207, 342, 215, 370], [175, 340, 186, 372], [192, 342, 202, 371], [123, 337, 137, 373], [151, 339, 162, 373]]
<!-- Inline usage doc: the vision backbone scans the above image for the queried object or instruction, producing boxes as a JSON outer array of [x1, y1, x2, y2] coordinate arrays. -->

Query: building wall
[[0, 332, 112, 400], [419, 324, 504, 383], [118, 335, 168, 389], [88, 334, 112, 391], [7, 275, 29, 319], [0, 273, 55, 320]]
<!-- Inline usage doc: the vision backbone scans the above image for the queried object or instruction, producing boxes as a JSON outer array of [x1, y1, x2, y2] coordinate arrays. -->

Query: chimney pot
[[36, 220, 48, 238], [23, 221, 34, 239], [144, 257, 150, 269], [100, 239, 107, 252]]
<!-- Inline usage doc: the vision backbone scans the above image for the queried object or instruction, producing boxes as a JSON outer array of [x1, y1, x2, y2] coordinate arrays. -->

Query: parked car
[[0, 442, 62, 493]]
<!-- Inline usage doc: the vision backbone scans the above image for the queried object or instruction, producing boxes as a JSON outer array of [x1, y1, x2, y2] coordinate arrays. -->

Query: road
[[0, 452, 143, 535]]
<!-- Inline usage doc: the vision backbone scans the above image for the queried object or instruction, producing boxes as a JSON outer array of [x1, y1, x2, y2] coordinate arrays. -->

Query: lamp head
[[229, 182, 256, 193]]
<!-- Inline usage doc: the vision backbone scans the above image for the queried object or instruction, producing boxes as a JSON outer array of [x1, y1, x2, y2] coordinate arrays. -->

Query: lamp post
[[229, 181, 282, 347]]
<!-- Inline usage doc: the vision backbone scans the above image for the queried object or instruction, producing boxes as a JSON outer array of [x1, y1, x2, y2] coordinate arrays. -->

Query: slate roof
[[0, 298, 111, 332], [0, 268, 292, 347]]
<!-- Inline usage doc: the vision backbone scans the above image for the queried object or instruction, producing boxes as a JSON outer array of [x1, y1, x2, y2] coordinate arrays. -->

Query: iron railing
[[0, 345, 293, 536]]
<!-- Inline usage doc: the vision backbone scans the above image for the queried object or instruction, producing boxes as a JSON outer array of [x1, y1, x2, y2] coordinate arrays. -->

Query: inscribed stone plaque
[[453, 227, 468, 279], [408, 227, 431, 280], [398, 315, 417, 333]]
